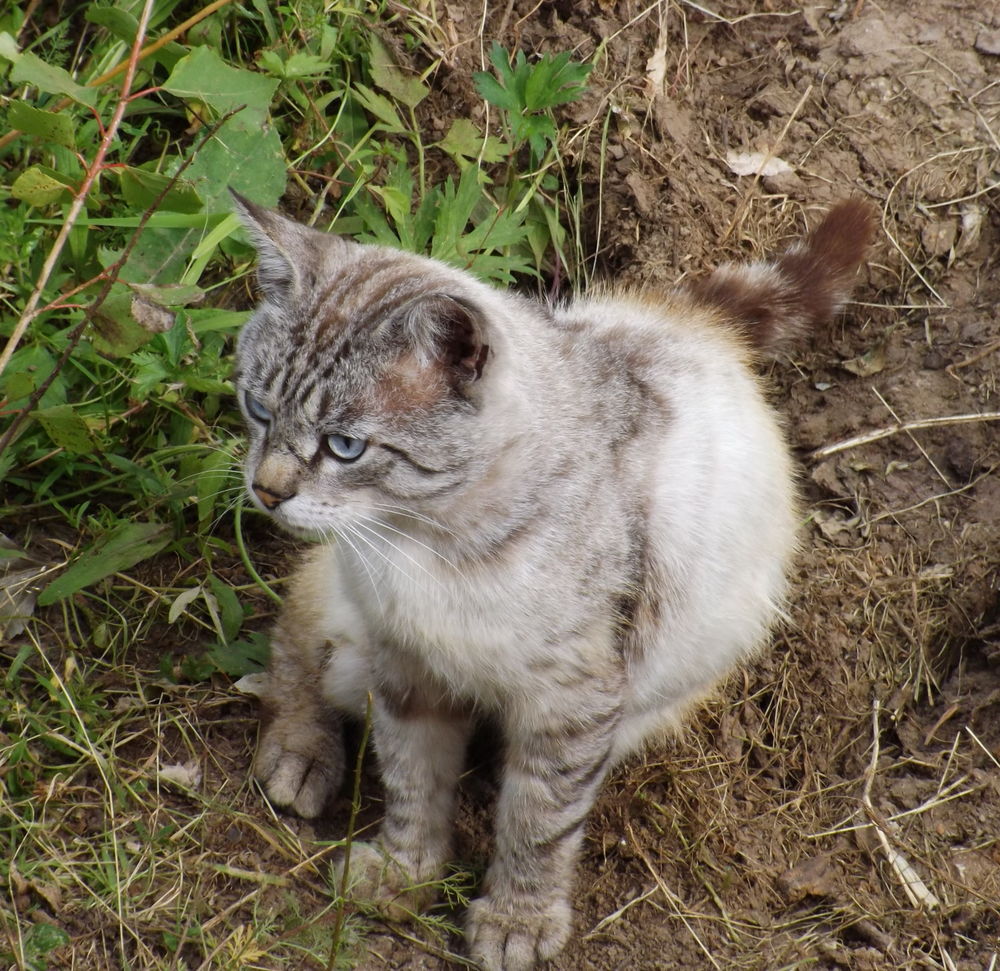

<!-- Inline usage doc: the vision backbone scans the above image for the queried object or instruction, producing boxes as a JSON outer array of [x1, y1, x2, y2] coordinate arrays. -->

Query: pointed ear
[[230, 189, 316, 300], [403, 294, 490, 383]]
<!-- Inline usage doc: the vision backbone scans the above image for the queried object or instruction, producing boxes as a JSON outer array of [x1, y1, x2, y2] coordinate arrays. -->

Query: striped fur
[[233, 194, 873, 971]]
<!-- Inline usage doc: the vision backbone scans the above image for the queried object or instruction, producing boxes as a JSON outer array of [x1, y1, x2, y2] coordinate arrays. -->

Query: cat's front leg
[[466, 681, 622, 971], [251, 581, 349, 819], [337, 686, 471, 916]]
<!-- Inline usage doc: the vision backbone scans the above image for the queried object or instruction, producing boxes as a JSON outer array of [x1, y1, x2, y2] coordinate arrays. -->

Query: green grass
[[0, 1, 595, 966]]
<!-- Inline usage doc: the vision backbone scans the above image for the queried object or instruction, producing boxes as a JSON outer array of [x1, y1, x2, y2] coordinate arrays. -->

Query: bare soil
[[30, 1, 1000, 969], [348, 1, 1000, 967]]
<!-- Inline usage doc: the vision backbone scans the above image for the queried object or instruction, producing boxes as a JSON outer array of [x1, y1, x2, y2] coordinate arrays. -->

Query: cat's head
[[231, 193, 494, 538]]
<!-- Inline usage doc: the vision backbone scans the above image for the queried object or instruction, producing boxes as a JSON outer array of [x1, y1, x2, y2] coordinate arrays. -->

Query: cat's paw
[[253, 716, 344, 818], [332, 841, 435, 920], [465, 895, 572, 971]]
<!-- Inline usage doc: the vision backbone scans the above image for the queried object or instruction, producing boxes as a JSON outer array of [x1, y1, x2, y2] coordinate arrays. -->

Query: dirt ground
[[72, 1, 1000, 969], [346, 1, 1000, 967]]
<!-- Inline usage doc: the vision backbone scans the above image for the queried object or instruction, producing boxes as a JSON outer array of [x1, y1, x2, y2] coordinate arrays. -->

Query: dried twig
[[0, 106, 239, 459], [861, 700, 941, 911], [0, 0, 238, 154], [810, 412, 1000, 460], [0, 0, 157, 381]]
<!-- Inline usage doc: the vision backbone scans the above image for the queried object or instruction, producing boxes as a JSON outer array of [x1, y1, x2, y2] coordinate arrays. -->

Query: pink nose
[[252, 484, 292, 510]]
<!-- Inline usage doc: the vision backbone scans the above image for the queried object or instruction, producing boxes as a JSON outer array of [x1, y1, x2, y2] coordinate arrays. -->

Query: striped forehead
[[296, 256, 435, 351]]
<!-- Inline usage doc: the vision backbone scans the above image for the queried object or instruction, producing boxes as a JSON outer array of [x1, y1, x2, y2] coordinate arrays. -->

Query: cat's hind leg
[[466, 667, 623, 971]]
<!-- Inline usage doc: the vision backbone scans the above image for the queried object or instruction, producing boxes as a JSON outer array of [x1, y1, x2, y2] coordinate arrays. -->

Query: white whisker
[[340, 521, 423, 589], [369, 502, 462, 539], [356, 514, 458, 572], [332, 525, 383, 608], [350, 519, 443, 589]]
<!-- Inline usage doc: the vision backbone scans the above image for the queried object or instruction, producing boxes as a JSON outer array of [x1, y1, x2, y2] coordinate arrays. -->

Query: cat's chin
[[264, 513, 328, 543]]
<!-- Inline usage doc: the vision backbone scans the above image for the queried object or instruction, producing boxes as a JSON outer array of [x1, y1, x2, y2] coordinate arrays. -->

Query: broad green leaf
[[195, 449, 236, 529], [207, 574, 244, 643], [11, 165, 73, 206], [33, 404, 95, 454], [182, 116, 286, 210], [186, 308, 249, 335], [369, 34, 427, 108], [163, 47, 278, 125], [90, 283, 157, 356], [183, 374, 232, 395], [207, 631, 269, 677], [85, 5, 139, 41], [128, 281, 205, 307], [116, 224, 203, 285], [0, 31, 18, 62], [38, 522, 172, 606], [10, 51, 97, 106], [119, 166, 203, 214], [7, 101, 75, 148]]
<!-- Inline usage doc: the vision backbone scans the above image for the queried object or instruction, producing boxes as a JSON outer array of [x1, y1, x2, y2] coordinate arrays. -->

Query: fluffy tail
[[689, 199, 876, 352]]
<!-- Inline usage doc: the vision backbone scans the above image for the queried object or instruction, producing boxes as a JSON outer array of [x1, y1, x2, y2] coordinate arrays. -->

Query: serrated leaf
[[438, 118, 507, 163], [8, 101, 75, 148], [283, 52, 332, 79], [369, 34, 427, 108], [352, 82, 404, 131], [472, 70, 518, 112], [11, 165, 73, 206], [33, 404, 95, 454], [11, 52, 96, 106], [163, 47, 278, 125], [38, 521, 172, 606]]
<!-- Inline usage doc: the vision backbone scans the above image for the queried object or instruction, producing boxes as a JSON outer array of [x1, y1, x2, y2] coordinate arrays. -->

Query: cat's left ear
[[406, 294, 490, 383], [230, 189, 319, 301]]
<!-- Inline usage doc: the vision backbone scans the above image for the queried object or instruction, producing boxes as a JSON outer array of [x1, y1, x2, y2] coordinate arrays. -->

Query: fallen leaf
[[726, 150, 794, 177], [158, 761, 203, 790], [840, 343, 887, 377]]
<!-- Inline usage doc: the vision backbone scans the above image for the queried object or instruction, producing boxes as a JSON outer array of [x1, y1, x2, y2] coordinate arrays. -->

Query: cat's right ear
[[230, 189, 311, 300]]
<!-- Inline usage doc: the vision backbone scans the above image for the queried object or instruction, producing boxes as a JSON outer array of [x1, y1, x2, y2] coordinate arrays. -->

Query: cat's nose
[[252, 483, 294, 510]]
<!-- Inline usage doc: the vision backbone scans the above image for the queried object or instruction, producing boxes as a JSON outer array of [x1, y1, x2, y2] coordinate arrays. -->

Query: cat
[[231, 190, 874, 971]]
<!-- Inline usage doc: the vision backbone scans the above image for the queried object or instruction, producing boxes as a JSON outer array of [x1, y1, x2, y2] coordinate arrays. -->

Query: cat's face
[[232, 195, 491, 538]]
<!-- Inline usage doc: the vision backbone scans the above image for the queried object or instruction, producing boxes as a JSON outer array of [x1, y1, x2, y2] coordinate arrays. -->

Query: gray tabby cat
[[232, 192, 873, 971]]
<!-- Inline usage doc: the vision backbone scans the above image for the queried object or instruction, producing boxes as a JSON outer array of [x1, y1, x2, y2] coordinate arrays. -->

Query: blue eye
[[326, 434, 367, 462], [245, 393, 272, 424]]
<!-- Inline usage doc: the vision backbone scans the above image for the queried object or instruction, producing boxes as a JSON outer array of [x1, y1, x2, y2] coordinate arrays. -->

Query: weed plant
[[0, 1, 593, 966]]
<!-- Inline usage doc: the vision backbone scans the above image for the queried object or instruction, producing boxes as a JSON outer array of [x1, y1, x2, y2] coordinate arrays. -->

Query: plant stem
[[0, 0, 156, 382], [234, 503, 282, 605], [328, 692, 374, 971], [0, 0, 238, 154]]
